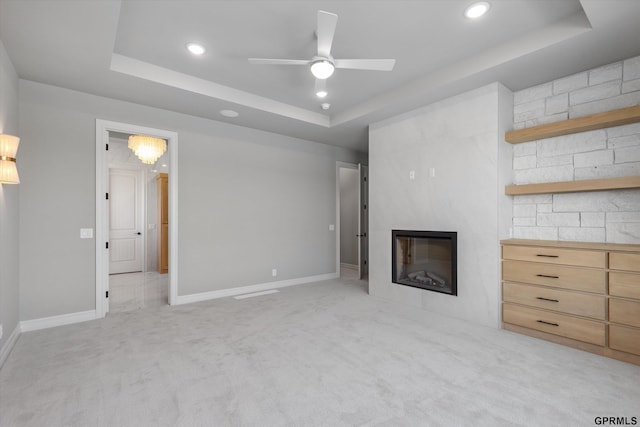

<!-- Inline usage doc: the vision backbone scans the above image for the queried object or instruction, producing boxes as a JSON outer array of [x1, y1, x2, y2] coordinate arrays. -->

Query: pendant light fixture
[[0, 134, 20, 184], [128, 134, 167, 165]]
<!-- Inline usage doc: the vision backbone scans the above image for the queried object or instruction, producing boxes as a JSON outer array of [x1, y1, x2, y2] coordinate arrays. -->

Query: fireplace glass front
[[392, 230, 457, 296]]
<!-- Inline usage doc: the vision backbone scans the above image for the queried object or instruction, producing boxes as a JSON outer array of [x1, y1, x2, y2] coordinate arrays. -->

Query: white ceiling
[[2, 0, 640, 152]]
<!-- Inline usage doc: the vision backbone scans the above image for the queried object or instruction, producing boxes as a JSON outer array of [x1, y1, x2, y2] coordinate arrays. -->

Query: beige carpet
[[1, 275, 638, 426]]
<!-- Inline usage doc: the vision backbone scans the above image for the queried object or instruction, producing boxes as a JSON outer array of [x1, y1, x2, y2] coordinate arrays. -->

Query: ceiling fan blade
[[248, 58, 311, 66], [334, 59, 396, 71], [317, 10, 338, 58]]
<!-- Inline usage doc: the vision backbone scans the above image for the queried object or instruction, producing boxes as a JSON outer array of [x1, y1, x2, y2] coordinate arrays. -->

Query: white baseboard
[[340, 263, 358, 271], [175, 272, 339, 305], [0, 325, 21, 369], [20, 310, 97, 333]]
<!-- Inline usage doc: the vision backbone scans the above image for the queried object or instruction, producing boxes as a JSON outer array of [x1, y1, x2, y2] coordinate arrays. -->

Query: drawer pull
[[536, 254, 559, 258], [537, 320, 559, 327], [536, 274, 559, 279], [536, 296, 559, 302]]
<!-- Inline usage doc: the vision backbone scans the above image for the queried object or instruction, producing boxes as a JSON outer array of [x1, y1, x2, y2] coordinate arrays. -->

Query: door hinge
[[106, 192, 109, 200], [106, 242, 109, 249], [105, 143, 109, 151], [364, 176, 367, 182], [364, 260, 367, 265], [364, 204, 367, 210], [106, 291, 109, 298]]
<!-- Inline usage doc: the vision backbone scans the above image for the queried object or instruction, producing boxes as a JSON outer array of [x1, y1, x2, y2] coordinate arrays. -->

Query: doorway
[[336, 162, 368, 280], [95, 120, 178, 318], [106, 133, 170, 313]]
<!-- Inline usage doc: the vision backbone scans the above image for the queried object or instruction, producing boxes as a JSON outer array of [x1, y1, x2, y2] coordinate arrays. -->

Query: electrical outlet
[[409, 170, 415, 180], [80, 228, 94, 239], [272, 269, 277, 277], [329, 224, 335, 231]]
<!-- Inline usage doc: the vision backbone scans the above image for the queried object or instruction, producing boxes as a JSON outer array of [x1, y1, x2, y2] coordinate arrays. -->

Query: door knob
[[136, 232, 142, 235]]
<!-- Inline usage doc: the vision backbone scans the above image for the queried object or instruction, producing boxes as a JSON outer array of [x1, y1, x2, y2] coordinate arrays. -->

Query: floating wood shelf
[[505, 176, 640, 196], [505, 105, 640, 144]]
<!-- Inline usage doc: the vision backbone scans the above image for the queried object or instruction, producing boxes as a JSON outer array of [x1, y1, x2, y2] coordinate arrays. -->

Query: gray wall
[[18, 80, 361, 320], [339, 167, 358, 265], [0, 39, 19, 351], [368, 83, 513, 328]]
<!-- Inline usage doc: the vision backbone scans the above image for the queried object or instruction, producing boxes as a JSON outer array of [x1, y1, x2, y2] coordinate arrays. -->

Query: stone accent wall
[[511, 55, 640, 244]]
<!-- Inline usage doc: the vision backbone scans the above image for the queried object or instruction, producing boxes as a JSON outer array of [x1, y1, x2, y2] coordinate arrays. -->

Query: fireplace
[[392, 230, 457, 296]]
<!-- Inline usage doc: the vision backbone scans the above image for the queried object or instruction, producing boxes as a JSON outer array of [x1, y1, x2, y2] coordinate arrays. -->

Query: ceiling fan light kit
[[310, 59, 335, 79]]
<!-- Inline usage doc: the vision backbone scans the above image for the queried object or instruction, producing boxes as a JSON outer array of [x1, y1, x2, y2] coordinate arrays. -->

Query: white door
[[109, 168, 144, 274], [357, 164, 368, 279]]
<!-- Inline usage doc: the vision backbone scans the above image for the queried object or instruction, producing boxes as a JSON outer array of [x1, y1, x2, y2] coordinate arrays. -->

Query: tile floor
[[108, 271, 168, 313]]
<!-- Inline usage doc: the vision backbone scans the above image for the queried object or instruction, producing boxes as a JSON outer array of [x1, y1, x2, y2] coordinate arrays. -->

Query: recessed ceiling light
[[161, 164, 167, 168], [464, 2, 490, 19], [186, 43, 206, 55], [316, 90, 328, 98], [220, 109, 239, 118], [321, 103, 330, 110]]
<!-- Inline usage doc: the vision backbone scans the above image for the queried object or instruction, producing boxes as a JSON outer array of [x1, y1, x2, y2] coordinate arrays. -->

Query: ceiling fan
[[248, 10, 396, 98]]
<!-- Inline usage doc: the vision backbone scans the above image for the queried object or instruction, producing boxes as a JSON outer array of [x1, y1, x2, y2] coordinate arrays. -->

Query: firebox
[[392, 230, 457, 296]]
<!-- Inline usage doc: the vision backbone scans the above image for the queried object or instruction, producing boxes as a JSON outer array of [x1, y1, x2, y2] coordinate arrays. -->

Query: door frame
[[108, 166, 146, 275], [335, 161, 359, 277], [96, 119, 179, 318], [358, 164, 368, 280]]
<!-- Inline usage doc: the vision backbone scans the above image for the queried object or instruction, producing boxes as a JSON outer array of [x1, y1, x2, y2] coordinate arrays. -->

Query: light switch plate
[[80, 228, 94, 239], [329, 224, 335, 231]]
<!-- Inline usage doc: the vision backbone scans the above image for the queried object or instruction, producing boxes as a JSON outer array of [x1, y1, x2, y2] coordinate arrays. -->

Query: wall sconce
[[0, 134, 20, 184]]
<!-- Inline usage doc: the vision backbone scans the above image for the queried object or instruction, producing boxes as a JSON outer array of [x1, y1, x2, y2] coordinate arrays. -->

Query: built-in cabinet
[[156, 173, 168, 274], [501, 239, 640, 365]]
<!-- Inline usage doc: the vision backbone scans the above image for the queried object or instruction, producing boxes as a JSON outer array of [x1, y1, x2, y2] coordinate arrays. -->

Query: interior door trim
[[95, 119, 179, 318]]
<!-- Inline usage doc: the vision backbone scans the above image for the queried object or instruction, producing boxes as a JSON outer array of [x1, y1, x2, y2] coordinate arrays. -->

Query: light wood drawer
[[502, 260, 605, 294], [610, 272, 640, 300], [502, 282, 605, 320], [502, 245, 605, 268], [502, 303, 605, 346], [609, 324, 640, 356], [610, 252, 640, 273], [610, 298, 640, 328]]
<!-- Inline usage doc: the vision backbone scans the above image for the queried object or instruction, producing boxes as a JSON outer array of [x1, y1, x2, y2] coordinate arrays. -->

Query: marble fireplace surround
[[369, 83, 513, 328]]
